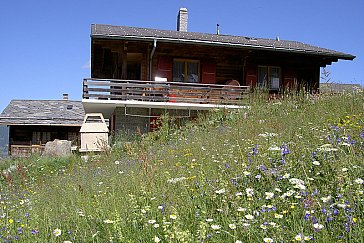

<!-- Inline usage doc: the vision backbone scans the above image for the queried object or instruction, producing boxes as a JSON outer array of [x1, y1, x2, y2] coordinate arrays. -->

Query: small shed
[[0, 99, 84, 157], [79, 113, 109, 152]]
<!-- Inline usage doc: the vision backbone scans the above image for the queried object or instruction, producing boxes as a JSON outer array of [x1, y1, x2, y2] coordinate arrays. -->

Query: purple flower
[[259, 165, 268, 172], [31, 229, 39, 235], [333, 209, 339, 216], [225, 163, 230, 169], [17, 227, 23, 234]]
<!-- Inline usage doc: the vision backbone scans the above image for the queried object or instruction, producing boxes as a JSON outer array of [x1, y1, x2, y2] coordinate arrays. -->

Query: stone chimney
[[177, 8, 188, 32], [63, 93, 69, 100]]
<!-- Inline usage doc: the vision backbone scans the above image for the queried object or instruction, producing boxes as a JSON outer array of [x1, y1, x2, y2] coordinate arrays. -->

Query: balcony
[[83, 78, 250, 106]]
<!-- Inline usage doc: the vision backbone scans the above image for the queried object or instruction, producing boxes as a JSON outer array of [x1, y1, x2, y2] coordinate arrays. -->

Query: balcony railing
[[83, 78, 250, 105]]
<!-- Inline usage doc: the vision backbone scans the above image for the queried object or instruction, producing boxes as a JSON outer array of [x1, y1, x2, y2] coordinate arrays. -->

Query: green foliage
[[1, 91, 364, 242]]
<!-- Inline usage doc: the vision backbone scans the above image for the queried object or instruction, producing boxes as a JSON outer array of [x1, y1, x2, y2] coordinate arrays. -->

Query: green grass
[[1, 91, 363, 242]]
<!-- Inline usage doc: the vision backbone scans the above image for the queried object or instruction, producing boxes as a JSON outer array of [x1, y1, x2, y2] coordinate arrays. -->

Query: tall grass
[[1, 91, 363, 242]]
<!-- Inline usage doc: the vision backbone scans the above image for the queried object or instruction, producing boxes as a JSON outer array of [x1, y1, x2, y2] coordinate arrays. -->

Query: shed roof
[[91, 24, 355, 60], [0, 100, 85, 126]]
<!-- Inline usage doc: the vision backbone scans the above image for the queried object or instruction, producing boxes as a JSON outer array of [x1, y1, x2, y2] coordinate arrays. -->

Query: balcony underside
[[82, 99, 249, 118], [82, 78, 250, 117]]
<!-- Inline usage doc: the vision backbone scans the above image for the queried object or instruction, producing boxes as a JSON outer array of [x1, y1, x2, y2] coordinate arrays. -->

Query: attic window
[[67, 104, 73, 110]]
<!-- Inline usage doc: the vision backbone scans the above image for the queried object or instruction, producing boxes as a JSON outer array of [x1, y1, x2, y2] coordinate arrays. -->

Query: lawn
[[1, 90, 363, 242]]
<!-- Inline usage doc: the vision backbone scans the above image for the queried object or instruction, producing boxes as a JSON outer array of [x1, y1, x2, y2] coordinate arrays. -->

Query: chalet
[[82, 8, 355, 134], [0, 97, 84, 156]]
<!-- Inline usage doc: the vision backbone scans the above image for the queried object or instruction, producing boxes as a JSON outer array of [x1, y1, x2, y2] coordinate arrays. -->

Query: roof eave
[[91, 34, 355, 61]]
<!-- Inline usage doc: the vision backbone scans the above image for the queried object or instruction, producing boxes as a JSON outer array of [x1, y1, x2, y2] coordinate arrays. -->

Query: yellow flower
[[9, 219, 14, 224]]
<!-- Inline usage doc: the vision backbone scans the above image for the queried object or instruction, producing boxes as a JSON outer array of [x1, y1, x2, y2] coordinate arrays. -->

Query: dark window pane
[[187, 62, 199, 83], [258, 66, 268, 87], [173, 61, 185, 82]]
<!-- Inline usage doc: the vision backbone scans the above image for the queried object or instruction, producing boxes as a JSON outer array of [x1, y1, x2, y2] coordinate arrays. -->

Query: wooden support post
[[121, 44, 128, 80]]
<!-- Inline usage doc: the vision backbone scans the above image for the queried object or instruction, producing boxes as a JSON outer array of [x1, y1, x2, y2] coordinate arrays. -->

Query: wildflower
[[229, 223, 236, 230], [206, 218, 214, 222], [31, 229, 39, 235], [312, 161, 320, 166], [235, 192, 243, 196], [211, 224, 221, 230], [167, 177, 186, 184], [103, 219, 114, 224], [265, 192, 274, 200], [236, 241, 243, 243], [263, 238, 274, 243], [289, 178, 305, 185], [294, 234, 303, 241], [215, 188, 226, 194], [274, 213, 283, 219], [313, 223, 324, 230], [154, 224, 160, 228], [245, 214, 254, 220], [243, 171, 251, 176], [63, 241, 72, 243], [148, 219, 157, 224], [304, 236, 313, 241], [114, 160, 120, 165], [342, 168, 348, 172], [260, 224, 267, 230], [246, 188, 254, 197], [355, 178, 363, 184], [283, 173, 290, 179], [269, 222, 277, 227], [8, 219, 14, 224], [274, 187, 282, 193], [242, 223, 250, 227], [237, 207, 246, 212], [154, 236, 161, 243], [268, 145, 281, 151], [170, 214, 177, 220], [321, 195, 332, 203], [53, 228, 62, 237]]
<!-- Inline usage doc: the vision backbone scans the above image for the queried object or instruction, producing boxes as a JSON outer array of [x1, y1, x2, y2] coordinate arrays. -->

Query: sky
[[0, 0, 363, 112]]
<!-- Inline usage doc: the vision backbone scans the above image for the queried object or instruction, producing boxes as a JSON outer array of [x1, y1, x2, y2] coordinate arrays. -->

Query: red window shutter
[[202, 62, 216, 84], [246, 65, 257, 86], [283, 68, 297, 90], [157, 56, 173, 81]]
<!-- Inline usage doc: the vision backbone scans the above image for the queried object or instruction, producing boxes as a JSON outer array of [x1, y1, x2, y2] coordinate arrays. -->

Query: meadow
[[0, 90, 363, 242]]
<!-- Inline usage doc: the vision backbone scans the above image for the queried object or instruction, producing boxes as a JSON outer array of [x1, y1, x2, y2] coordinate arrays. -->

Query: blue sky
[[0, 0, 363, 112]]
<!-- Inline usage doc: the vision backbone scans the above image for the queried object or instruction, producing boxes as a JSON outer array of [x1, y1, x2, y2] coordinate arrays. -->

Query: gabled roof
[[91, 24, 355, 60], [0, 100, 85, 126]]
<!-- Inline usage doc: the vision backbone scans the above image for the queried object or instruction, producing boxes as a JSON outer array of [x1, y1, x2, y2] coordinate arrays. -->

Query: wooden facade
[[90, 39, 325, 93]]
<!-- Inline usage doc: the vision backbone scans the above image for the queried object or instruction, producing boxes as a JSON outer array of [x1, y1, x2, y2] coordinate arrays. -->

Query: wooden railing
[[10, 145, 45, 157], [83, 78, 250, 105]]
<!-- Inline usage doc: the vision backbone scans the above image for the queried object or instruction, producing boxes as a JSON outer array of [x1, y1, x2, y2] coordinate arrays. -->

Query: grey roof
[[91, 24, 355, 60], [0, 100, 85, 126]]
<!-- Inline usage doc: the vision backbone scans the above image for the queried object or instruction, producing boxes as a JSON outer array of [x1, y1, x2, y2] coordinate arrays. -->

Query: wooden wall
[[92, 39, 321, 91]]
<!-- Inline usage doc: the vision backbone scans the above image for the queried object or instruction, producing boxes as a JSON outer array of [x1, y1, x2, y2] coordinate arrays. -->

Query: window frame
[[172, 59, 200, 83], [257, 65, 282, 90]]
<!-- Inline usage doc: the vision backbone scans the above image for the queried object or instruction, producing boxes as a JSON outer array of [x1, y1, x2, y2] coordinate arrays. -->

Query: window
[[258, 66, 281, 90], [173, 59, 199, 83]]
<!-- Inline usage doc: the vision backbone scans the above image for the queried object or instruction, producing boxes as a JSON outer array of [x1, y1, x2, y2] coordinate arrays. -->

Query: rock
[[43, 139, 72, 157]]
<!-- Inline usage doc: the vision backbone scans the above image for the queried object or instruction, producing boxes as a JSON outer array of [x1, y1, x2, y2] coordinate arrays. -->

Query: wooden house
[[0, 98, 84, 156], [82, 8, 355, 134]]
